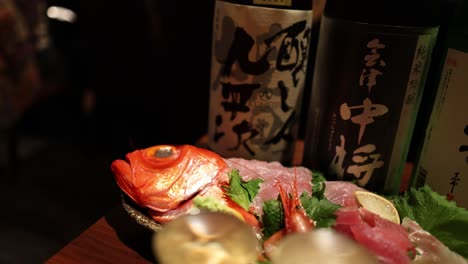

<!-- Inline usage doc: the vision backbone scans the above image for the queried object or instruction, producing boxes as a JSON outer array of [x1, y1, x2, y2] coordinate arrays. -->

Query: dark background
[[30, 0, 217, 154], [1, 1, 219, 263]]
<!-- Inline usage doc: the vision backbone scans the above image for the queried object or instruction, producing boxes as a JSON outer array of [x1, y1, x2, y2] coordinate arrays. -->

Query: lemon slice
[[355, 191, 400, 224]]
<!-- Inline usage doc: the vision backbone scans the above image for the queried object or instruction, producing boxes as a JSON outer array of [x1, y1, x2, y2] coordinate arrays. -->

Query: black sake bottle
[[302, 0, 444, 195]]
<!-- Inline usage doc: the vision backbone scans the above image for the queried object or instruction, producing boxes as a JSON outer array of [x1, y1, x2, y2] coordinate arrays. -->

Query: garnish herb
[[262, 199, 284, 239], [300, 193, 341, 228], [389, 185, 468, 258], [225, 169, 263, 211], [312, 170, 326, 199], [261, 172, 341, 239]]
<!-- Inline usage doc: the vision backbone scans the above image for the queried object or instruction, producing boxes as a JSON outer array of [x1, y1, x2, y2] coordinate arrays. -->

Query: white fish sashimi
[[402, 218, 467, 264], [226, 158, 312, 216], [323, 181, 368, 207]]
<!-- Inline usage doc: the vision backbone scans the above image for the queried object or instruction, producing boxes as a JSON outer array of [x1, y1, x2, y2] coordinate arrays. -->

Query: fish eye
[[155, 146, 174, 158]]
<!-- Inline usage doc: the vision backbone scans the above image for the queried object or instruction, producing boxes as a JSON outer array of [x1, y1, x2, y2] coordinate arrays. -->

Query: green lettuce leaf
[[389, 185, 468, 258]]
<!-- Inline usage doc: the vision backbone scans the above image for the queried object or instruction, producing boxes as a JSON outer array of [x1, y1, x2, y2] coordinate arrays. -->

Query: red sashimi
[[334, 207, 415, 264]]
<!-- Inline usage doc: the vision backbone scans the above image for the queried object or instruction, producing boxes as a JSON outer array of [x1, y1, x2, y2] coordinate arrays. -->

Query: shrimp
[[263, 169, 314, 257]]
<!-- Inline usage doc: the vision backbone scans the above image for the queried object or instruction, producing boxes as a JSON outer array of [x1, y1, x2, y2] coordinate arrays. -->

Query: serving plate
[[121, 193, 162, 232]]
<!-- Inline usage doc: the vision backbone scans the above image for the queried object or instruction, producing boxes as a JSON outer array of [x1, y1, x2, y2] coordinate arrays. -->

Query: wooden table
[[46, 203, 157, 264]]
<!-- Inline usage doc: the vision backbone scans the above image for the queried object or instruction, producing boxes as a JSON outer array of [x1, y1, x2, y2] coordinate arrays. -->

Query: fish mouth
[[145, 190, 206, 224], [120, 189, 200, 225], [149, 188, 204, 212]]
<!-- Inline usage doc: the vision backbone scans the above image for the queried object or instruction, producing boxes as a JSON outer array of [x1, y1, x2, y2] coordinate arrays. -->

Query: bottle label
[[208, 1, 313, 162], [304, 16, 438, 194], [416, 48, 468, 208]]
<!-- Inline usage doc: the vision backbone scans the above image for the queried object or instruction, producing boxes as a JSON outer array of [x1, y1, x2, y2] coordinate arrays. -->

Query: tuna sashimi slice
[[334, 207, 415, 264]]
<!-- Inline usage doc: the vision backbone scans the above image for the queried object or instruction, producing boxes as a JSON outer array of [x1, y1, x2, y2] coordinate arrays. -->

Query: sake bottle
[[207, 0, 313, 165], [302, 0, 443, 195], [406, 1, 458, 166], [411, 0, 468, 208]]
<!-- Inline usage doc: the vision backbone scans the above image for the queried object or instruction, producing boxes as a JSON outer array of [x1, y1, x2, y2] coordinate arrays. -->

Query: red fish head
[[111, 145, 228, 212]]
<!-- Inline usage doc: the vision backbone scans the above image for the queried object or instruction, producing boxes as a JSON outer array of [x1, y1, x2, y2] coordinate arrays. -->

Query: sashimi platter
[[111, 144, 468, 264]]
